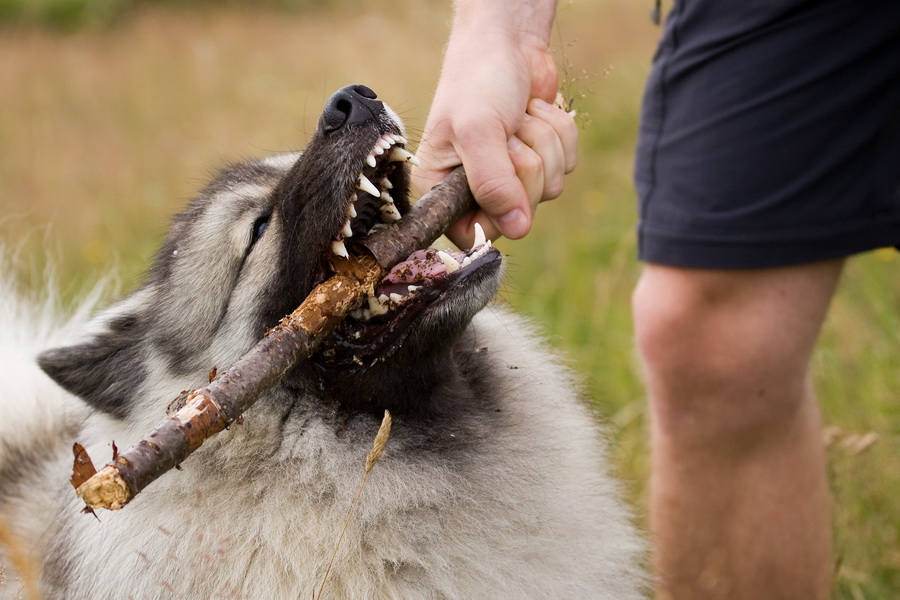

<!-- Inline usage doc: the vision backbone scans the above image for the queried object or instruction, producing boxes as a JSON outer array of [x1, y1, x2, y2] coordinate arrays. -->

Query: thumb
[[456, 124, 532, 239], [529, 48, 559, 104]]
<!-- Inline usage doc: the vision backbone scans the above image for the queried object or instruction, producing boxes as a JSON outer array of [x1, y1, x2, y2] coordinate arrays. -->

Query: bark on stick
[[73, 167, 476, 511]]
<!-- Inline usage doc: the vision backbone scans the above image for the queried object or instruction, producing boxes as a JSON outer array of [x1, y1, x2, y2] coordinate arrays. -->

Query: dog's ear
[[37, 293, 150, 420]]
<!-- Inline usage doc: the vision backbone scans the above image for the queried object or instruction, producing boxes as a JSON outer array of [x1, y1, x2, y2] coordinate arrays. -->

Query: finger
[[514, 113, 566, 201], [445, 209, 503, 250], [506, 134, 544, 215], [527, 97, 578, 174]]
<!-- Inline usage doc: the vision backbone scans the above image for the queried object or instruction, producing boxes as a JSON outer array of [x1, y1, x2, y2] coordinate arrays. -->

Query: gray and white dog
[[0, 85, 645, 599]]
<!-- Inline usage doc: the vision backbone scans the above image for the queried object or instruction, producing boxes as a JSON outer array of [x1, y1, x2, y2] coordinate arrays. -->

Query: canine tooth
[[341, 220, 353, 238], [380, 191, 394, 204], [366, 155, 377, 168], [380, 203, 402, 222], [388, 147, 420, 165], [331, 239, 349, 259], [438, 250, 460, 274], [346, 203, 357, 219], [473, 222, 487, 248], [357, 174, 380, 197], [389, 293, 403, 303]]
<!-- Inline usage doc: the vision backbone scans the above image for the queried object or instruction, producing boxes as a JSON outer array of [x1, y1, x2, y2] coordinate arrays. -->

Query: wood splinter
[[71, 167, 476, 511]]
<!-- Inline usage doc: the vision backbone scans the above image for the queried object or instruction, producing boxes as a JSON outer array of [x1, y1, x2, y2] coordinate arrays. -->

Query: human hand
[[412, 2, 578, 248]]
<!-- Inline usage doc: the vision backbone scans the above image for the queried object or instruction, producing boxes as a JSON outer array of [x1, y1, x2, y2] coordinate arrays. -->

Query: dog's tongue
[[381, 248, 465, 285]]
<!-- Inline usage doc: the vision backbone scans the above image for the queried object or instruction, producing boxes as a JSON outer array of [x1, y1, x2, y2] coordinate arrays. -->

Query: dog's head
[[38, 85, 502, 419]]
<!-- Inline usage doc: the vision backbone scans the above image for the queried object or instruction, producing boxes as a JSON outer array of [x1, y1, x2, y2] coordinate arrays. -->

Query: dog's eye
[[249, 213, 271, 248]]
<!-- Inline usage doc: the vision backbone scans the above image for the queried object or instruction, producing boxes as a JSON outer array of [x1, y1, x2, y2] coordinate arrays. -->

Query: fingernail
[[496, 209, 529, 239], [507, 135, 523, 151]]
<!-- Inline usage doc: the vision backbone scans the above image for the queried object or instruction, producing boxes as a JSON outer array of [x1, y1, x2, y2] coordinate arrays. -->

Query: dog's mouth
[[314, 225, 500, 372], [304, 90, 502, 373]]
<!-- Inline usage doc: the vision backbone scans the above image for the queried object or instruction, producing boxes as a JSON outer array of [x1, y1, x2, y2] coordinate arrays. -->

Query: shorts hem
[[637, 223, 900, 269]]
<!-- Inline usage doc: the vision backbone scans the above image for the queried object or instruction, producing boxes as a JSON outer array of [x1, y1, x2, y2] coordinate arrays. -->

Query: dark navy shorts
[[634, 0, 900, 268]]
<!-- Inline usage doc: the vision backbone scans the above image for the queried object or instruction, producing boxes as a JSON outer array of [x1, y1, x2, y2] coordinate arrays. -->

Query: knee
[[632, 269, 811, 447]]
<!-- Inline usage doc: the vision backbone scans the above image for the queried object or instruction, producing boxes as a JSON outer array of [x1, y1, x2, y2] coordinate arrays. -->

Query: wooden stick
[[73, 167, 475, 511]]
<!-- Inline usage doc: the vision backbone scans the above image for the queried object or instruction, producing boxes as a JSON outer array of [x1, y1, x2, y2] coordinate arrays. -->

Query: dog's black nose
[[321, 85, 384, 134]]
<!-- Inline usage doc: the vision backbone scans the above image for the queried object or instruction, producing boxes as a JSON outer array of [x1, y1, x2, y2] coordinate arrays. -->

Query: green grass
[[1, 1, 897, 596]]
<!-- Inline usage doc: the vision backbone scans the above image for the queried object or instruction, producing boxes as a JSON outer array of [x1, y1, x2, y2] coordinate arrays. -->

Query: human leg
[[632, 260, 842, 600]]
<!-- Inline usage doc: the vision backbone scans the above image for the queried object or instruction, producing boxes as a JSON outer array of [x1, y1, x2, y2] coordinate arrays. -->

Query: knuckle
[[471, 175, 520, 212], [543, 175, 565, 201]]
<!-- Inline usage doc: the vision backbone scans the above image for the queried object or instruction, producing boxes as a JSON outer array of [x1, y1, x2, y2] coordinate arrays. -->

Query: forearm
[[441, 0, 560, 109]]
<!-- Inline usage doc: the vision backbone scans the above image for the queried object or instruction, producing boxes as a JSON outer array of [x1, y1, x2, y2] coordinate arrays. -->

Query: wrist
[[451, 0, 558, 46]]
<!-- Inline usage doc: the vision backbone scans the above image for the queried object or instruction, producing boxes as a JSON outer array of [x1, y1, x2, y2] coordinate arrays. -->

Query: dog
[[0, 85, 646, 599]]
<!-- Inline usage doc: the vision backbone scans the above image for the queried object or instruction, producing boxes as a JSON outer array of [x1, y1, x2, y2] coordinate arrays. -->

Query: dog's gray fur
[[0, 86, 645, 599]]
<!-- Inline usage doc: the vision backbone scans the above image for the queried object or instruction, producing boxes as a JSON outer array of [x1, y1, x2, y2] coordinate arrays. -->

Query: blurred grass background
[[0, 0, 897, 597]]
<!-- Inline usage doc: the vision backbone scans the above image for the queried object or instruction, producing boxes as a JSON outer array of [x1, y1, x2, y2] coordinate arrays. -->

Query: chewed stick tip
[[76, 465, 131, 511]]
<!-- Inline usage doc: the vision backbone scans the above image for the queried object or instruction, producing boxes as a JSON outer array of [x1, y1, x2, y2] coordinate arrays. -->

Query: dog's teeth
[[461, 256, 472, 268], [373, 145, 385, 156], [393, 134, 408, 145], [346, 203, 357, 219], [407, 285, 420, 293], [438, 250, 461, 274], [357, 174, 380, 197], [366, 155, 377, 168], [380, 191, 394, 204], [367, 295, 389, 317], [331, 240, 349, 259], [389, 293, 403, 303], [380, 203, 402, 222], [378, 138, 393, 150], [341, 220, 353, 238], [473, 222, 487, 248], [382, 178, 393, 190], [388, 147, 420, 166]]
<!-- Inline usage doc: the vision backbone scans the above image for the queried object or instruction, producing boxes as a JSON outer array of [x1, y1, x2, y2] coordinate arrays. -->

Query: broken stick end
[[76, 465, 131, 511]]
